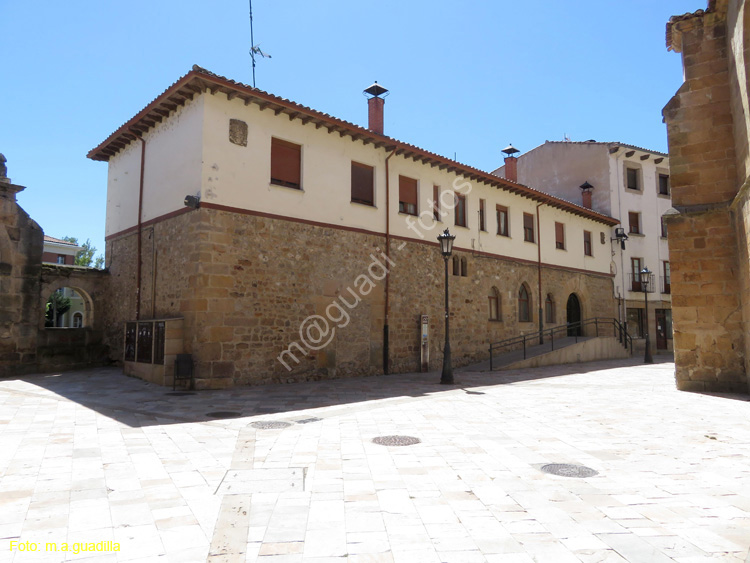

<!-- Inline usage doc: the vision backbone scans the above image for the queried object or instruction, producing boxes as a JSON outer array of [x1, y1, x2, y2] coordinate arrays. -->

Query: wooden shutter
[[399, 176, 417, 214], [555, 222, 564, 249], [455, 194, 466, 227], [351, 162, 374, 205], [523, 213, 534, 242], [497, 205, 508, 236], [629, 212, 640, 234], [479, 199, 486, 231], [271, 138, 301, 188], [433, 185, 440, 220], [584, 230, 592, 256]]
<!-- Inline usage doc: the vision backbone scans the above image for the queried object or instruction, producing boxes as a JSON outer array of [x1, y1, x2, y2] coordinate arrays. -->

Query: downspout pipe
[[383, 146, 397, 375], [132, 130, 146, 321], [536, 201, 544, 343]]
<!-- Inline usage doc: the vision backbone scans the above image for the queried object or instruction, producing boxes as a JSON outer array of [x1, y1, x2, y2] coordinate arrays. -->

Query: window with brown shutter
[[523, 213, 535, 243], [555, 222, 565, 250], [479, 199, 486, 231], [433, 185, 440, 221], [496, 205, 509, 236], [399, 175, 417, 215], [455, 194, 467, 227], [351, 162, 374, 205], [583, 230, 592, 256], [271, 138, 301, 189], [628, 212, 640, 234]]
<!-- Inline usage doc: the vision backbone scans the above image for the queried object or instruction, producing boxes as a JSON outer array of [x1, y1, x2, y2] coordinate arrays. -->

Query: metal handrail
[[489, 317, 633, 370]]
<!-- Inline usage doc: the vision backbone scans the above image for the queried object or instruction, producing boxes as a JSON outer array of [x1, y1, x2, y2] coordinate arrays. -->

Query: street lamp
[[640, 267, 654, 364], [437, 228, 456, 384]]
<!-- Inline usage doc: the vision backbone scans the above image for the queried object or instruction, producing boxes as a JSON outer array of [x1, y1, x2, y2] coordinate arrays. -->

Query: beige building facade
[[89, 66, 620, 388], [493, 141, 673, 353]]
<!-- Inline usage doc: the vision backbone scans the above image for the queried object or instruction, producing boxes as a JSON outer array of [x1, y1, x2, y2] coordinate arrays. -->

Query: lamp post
[[437, 228, 456, 384], [640, 267, 654, 364]]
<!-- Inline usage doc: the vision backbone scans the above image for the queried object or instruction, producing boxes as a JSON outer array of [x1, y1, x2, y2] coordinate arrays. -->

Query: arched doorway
[[566, 293, 582, 336]]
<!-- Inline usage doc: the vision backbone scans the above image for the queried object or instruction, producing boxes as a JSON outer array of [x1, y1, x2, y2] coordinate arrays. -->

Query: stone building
[[664, 0, 750, 392], [88, 66, 620, 389], [0, 163, 44, 376], [493, 141, 674, 353]]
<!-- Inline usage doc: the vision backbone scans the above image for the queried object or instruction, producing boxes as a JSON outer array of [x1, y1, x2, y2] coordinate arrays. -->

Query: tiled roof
[[87, 66, 619, 227], [44, 235, 78, 246], [540, 140, 668, 158]]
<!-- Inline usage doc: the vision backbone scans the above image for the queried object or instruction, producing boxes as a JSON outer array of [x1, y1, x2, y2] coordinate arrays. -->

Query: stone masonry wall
[[664, 0, 750, 392], [0, 181, 43, 376], [104, 207, 617, 388]]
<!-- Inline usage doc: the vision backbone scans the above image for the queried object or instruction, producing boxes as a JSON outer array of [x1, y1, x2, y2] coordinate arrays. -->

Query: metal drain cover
[[295, 417, 322, 425], [372, 435, 421, 446], [206, 411, 243, 419], [540, 463, 598, 478], [251, 421, 292, 429]]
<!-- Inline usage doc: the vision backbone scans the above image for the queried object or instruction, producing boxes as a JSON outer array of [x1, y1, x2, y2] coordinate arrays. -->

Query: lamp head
[[437, 228, 456, 257]]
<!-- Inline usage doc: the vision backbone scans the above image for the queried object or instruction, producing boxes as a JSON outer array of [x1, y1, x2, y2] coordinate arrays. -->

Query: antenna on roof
[[248, 0, 271, 88]]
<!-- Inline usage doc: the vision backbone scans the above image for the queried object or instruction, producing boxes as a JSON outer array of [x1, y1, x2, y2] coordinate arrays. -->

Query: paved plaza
[[1, 358, 749, 562]]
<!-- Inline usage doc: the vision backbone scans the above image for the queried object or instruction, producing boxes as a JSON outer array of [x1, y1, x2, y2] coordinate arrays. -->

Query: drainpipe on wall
[[383, 147, 397, 375], [132, 130, 146, 321], [536, 201, 544, 344]]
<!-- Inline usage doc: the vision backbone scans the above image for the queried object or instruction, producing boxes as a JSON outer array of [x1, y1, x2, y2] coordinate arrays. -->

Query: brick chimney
[[579, 181, 594, 209], [364, 82, 388, 135], [501, 145, 520, 182]]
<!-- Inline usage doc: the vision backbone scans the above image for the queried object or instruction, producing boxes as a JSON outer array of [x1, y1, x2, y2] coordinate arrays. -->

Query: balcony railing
[[629, 272, 656, 293]]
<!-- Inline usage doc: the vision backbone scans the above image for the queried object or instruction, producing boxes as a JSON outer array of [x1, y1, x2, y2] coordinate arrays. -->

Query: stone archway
[[41, 285, 95, 328], [566, 293, 582, 336]]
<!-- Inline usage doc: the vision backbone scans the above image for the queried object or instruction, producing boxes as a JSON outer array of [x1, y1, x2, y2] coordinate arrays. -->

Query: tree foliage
[[61, 236, 104, 269], [45, 291, 71, 327]]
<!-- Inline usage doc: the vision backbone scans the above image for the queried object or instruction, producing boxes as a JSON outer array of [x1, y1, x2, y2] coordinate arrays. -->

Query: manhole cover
[[165, 392, 195, 396], [206, 411, 243, 419], [540, 463, 598, 478], [372, 435, 421, 446], [251, 421, 292, 429], [296, 417, 322, 425]]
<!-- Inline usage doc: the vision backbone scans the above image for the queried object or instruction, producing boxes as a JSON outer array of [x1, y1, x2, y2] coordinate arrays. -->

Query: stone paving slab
[[0, 358, 749, 562]]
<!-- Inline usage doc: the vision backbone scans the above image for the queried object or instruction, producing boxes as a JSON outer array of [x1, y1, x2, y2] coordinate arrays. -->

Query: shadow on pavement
[[0, 356, 672, 428]]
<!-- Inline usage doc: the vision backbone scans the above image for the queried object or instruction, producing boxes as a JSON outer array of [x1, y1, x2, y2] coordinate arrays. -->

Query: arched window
[[452, 256, 460, 276], [519, 284, 531, 322], [73, 312, 83, 328], [545, 294, 555, 324], [488, 287, 501, 321], [460, 257, 468, 277]]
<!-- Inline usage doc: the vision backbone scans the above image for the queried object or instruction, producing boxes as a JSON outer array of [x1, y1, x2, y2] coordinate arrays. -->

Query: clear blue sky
[[1, 0, 698, 259]]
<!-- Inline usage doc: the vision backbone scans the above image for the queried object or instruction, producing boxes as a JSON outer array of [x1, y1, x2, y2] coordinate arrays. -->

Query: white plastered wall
[[105, 97, 204, 237]]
